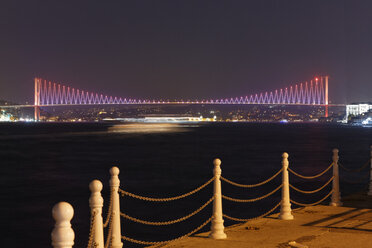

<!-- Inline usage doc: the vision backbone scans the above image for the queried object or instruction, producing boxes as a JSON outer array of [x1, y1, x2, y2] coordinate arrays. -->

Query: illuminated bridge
[[2, 76, 334, 121]]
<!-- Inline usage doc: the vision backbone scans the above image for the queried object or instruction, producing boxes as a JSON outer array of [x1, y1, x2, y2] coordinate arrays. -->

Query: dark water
[[0, 122, 371, 248]]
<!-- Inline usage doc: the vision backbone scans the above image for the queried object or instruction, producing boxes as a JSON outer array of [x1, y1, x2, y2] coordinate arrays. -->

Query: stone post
[[209, 158, 227, 239], [89, 180, 105, 248], [330, 148, 342, 206], [368, 145, 372, 196], [52, 202, 75, 248], [110, 167, 123, 248], [279, 152, 293, 220]]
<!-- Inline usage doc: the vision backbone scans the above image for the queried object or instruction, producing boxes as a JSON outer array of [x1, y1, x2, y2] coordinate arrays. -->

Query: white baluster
[[330, 148, 342, 206], [52, 202, 75, 248], [89, 180, 105, 248], [209, 158, 227, 239], [279, 152, 293, 220], [110, 167, 123, 248]]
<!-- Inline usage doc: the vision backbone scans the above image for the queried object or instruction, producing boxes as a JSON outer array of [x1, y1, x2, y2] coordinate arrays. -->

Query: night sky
[[1, 0, 371, 104]]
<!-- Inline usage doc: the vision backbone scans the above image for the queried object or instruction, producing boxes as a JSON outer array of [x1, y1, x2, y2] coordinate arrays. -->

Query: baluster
[[209, 158, 227, 239], [279, 152, 293, 220], [330, 148, 342, 206], [89, 180, 105, 248], [110, 167, 123, 248], [52, 202, 75, 248]]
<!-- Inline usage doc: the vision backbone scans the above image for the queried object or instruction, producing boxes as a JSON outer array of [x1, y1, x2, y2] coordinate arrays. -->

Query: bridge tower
[[325, 76, 329, 118], [34, 78, 41, 121]]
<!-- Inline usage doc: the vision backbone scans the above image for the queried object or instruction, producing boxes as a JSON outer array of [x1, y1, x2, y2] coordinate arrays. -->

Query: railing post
[[89, 180, 105, 248], [330, 148, 342, 206], [279, 152, 293, 220], [209, 158, 227, 239], [52, 202, 75, 248], [368, 145, 372, 196], [110, 167, 123, 248]]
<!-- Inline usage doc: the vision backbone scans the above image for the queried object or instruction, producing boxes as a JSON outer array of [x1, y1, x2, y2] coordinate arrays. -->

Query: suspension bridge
[[1, 76, 338, 121]]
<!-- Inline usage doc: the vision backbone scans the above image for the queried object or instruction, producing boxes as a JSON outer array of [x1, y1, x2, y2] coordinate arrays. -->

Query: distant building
[[346, 103, 372, 120]]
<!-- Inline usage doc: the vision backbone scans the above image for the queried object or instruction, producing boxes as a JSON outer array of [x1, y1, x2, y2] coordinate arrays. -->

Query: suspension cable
[[223, 201, 281, 222], [289, 176, 334, 194], [222, 184, 282, 203], [121, 217, 212, 245], [290, 190, 333, 207], [118, 177, 214, 202], [120, 196, 214, 225], [288, 163, 333, 179], [221, 168, 283, 188], [339, 160, 370, 172]]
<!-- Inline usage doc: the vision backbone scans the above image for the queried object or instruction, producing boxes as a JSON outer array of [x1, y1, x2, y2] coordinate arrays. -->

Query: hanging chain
[[289, 176, 334, 194], [121, 217, 212, 245], [288, 163, 333, 179], [290, 190, 333, 207], [118, 177, 214, 202], [86, 210, 97, 248], [341, 173, 371, 184], [222, 184, 282, 203], [104, 210, 114, 248], [221, 168, 283, 188], [339, 160, 370, 172], [223, 201, 281, 222], [103, 188, 113, 228], [120, 196, 214, 225]]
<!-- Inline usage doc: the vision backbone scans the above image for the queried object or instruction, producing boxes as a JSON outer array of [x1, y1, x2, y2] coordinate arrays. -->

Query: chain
[[103, 188, 113, 228], [290, 190, 333, 207], [341, 174, 371, 184], [223, 201, 281, 222], [339, 160, 370, 172], [289, 176, 334, 194], [104, 211, 114, 248], [288, 163, 333, 179], [121, 216, 212, 245], [221, 168, 283, 188], [86, 210, 97, 248], [222, 184, 282, 203], [120, 196, 214, 225], [118, 177, 214, 202]]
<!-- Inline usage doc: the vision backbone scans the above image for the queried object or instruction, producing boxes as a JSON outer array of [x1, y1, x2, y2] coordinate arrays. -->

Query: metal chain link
[[120, 196, 214, 225], [339, 160, 370, 172], [341, 174, 371, 184], [288, 163, 333, 179], [104, 210, 114, 248], [103, 188, 113, 228], [222, 184, 282, 203], [221, 168, 283, 188], [289, 176, 334, 194], [121, 216, 212, 245], [118, 177, 215, 202], [86, 210, 97, 248], [290, 190, 333, 207], [223, 201, 281, 222]]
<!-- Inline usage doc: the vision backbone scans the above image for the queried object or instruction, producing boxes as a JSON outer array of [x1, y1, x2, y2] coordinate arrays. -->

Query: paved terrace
[[161, 193, 372, 248]]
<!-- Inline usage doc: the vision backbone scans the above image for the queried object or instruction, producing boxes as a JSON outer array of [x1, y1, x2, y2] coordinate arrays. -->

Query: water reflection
[[107, 123, 193, 133]]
